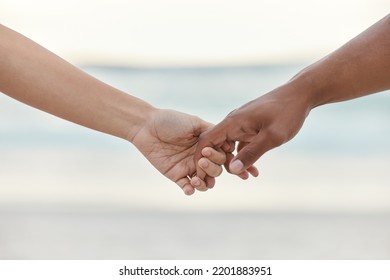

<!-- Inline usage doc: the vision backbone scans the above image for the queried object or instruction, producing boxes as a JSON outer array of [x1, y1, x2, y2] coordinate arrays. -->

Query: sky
[[1, 0, 389, 66]]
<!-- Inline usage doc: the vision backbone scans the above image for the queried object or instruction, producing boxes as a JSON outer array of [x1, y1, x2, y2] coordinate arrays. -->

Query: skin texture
[[0, 24, 224, 196], [131, 109, 226, 195], [195, 14, 390, 177]]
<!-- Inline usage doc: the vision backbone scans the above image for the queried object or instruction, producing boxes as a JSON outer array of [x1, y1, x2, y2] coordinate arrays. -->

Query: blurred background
[[0, 0, 389, 259]]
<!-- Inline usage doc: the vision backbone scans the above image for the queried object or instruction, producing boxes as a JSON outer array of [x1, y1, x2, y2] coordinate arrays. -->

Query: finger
[[222, 141, 235, 153], [236, 142, 259, 177], [223, 152, 235, 174], [236, 170, 250, 180], [191, 118, 215, 181], [176, 177, 195, 196], [229, 132, 276, 174], [194, 164, 207, 182], [201, 147, 226, 165], [247, 165, 259, 177], [194, 127, 228, 180], [237, 140, 248, 152], [190, 176, 209, 192], [224, 148, 258, 179], [222, 153, 245, 179], [198, 158, 223, 177], [205, 176, 215, 189]]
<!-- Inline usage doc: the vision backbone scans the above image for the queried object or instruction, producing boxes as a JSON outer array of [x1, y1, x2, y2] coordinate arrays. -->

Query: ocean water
[[0, 65, 389, 259]]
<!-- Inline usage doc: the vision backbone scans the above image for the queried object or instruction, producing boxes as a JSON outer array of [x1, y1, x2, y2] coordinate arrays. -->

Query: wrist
[[123, 98, 157, 143], [288, 63, 328, 110]]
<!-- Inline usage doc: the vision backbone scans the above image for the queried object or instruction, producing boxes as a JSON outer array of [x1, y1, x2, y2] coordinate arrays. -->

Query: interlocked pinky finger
[[176, 177, 195, 196]]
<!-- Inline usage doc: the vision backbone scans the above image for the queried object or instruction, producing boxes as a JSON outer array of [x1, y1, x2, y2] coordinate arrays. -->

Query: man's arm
[[195, 14, 390, 176]]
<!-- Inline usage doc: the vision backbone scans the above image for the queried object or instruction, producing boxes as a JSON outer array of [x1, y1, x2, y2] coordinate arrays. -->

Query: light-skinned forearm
[[0, 25, 227, 194], [0, 24, 154, 142]]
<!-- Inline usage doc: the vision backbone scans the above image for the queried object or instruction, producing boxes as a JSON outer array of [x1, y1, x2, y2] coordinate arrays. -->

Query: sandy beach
[[0, 204, 389, 259]]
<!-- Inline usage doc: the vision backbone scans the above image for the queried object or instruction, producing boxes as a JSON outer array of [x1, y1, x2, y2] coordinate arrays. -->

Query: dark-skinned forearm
[[291, 14, 390, 109]]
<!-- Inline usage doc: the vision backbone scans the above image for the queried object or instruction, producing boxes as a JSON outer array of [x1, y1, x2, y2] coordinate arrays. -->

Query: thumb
[[229, 132, 274, 174]]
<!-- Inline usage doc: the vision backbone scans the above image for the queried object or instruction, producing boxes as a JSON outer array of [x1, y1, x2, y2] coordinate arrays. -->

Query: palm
[[132, 109, 210, 194]]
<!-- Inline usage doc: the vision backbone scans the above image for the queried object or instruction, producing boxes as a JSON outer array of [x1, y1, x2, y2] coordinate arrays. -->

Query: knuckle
[[242, 148, 259, 164]]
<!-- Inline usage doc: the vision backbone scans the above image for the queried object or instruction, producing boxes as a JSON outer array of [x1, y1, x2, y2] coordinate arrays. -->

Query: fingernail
[[199, 159, 209, 168], [184, 187, 195, 196], [202, 148, 212, 157], [192, 178, 201, 187], [230, 160, 244, 174]]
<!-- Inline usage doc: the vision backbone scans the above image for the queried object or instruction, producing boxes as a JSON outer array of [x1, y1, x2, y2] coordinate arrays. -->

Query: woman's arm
[[0, 24, 224, 195], [0, 24, 150, 140]]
